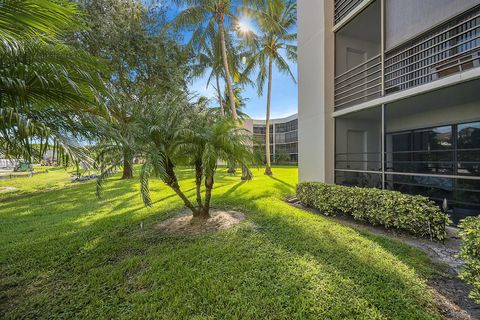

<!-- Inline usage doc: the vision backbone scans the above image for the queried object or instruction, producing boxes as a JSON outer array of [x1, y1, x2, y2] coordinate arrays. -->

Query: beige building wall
[[298, 0, 327, 182], [298, 0, 335, 183]]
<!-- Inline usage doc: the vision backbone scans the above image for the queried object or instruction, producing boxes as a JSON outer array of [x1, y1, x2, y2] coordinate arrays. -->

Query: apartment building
[[250, 114, 298, 164], [298, 0, 480, 222]]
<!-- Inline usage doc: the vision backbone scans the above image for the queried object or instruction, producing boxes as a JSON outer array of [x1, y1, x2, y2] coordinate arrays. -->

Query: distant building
[[246, 114, 298, 164]]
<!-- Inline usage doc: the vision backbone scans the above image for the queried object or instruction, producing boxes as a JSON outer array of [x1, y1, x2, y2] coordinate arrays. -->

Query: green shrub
[[458, 216, 480, 304], [296, 182, 451, 240]]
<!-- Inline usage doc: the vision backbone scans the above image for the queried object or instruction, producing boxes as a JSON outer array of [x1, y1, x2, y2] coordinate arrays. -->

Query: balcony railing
[[385, 6, 480, 94], [334, 0, 364, 25], [334, 54, 382, 109]]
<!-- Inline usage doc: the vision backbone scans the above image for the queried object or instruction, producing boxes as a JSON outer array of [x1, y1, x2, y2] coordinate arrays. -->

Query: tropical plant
[[0, 0, 106, 164], [242, 0, 297, 175], [133, 94, 253, 218]]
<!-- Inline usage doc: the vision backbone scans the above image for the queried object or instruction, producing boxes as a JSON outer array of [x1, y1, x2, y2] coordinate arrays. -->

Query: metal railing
[[334, 0, 364, 25], [385, 6, 480, 94], [334, 54, 382, 109]]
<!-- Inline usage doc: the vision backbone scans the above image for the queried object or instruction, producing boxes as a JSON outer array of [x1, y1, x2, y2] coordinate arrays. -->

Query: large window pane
[[386, 125, 455, 175], [458, 122, 480, 148], [412, 126, 452, 151], [335, 171, 382, 188]]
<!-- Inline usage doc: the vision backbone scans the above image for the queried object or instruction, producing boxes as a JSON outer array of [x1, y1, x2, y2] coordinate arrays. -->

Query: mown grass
[[0, 167, 442, 319], [0, 166, 74, 201]]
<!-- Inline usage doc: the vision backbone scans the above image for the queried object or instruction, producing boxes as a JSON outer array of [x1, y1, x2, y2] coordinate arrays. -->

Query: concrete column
[[299, 0, 327, 182]]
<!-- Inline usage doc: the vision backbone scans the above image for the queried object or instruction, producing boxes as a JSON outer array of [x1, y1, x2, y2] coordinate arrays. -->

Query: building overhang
[[333, 67, 480, 117]]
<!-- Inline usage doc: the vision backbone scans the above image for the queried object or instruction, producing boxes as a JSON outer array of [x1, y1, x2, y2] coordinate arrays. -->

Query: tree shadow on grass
[[242, 201, 439, 319], [267, 175, 295, 190]]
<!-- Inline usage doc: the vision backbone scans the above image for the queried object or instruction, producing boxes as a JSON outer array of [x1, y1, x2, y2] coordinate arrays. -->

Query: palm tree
[[0, 0, 106, 163], [243, 0, 297, 175], [172, 0, 260, 123], [120, 94, 253, 219], [172, 0, 237, 121]]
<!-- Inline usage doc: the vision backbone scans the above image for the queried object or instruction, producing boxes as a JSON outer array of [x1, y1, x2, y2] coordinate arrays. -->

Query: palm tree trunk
[[216, 73, 224, 116], [194, 161, 203, 208], [219, 17, 251, 180], [264, 56, 273, 176], [202, 175, 214, 218], [122, 148, 134, 179], [218, 19, 238, 122], [164, 157, 200, 216]]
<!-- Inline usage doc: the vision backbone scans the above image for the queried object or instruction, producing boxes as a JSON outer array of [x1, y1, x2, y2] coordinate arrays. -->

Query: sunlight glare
[[237, 17, 253, 34]]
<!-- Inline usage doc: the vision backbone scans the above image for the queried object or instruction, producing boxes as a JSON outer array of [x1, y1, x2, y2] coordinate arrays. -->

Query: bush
[[458, 216, 480, 304], [296, 182, 451, 240]]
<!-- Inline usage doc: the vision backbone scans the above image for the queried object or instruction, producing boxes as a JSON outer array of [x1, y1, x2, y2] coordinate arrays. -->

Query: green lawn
[[0, 167, 443, 319]]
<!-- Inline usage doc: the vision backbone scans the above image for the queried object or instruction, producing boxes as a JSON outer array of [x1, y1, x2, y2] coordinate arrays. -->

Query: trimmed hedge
[[296, 182, 451, 240], [458, 216, 480, 304]]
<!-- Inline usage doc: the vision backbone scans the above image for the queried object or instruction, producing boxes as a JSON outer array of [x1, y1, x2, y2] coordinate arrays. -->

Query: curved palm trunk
[[215, 73, 224, 116], [218, 19, 238, 122], [164, 157, 201, 216], [264, 56, 273, 176]]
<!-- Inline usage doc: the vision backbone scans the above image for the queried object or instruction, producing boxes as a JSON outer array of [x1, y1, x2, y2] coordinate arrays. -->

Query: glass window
[[412, 126, 452, 151], [387, 125, 455, 175], [392, 132, 411, 152], [458, 122, 480, 149], [335, 171, 382, 188]]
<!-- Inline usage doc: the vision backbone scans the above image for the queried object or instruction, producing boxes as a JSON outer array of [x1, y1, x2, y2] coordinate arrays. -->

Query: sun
[[237, 17, 253, 34]]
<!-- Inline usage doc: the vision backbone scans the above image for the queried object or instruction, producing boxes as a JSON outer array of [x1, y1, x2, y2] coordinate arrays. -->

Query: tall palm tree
[[243, 0, 296, 175], [0, 0, 106, 163], [172, 0, 238, 121], [192, 31, 231, 116], [172, 0, 261, 123], [173, 1, 257, 180]]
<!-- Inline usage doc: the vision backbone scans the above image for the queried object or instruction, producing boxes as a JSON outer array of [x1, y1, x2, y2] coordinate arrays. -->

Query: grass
[[0, 166, 443, 319], [0, 166, 74, 201]]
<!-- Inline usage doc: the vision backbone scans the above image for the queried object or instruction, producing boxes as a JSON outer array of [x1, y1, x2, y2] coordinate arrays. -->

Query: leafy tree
[[243, 0, 296, 175], [74, 0, 190, 179], [0, 0, 106, 164]]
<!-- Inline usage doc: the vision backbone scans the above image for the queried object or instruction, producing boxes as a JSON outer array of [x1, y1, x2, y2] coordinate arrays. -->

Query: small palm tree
[[130, 95, 253, 219], [243, 0, 296, 175]]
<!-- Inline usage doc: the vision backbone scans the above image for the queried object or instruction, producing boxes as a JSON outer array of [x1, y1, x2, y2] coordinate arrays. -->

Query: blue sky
[[163, 2, 298, 120]]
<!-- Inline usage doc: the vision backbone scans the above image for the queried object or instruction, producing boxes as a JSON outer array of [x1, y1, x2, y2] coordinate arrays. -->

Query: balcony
[[334, 54, 382, 109], [334, 0, 364, 25], [334, 0, 381, 110], [385, 6, 480, 94]]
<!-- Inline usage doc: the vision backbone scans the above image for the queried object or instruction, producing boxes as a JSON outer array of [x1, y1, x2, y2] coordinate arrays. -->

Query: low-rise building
[[248, 114, 299, 164]]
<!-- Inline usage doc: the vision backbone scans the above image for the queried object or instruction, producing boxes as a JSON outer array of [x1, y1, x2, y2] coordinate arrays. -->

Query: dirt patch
[[0, 187, 17, 192], [288, 200, 480, 319], [155, 209, 247, 236]]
